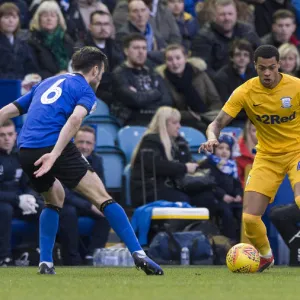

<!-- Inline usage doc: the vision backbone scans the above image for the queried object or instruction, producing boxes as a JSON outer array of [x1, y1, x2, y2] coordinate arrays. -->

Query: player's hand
[[198, 139, 219, 153], [34, 153, 59, 177], [223, 194, 235, 203]]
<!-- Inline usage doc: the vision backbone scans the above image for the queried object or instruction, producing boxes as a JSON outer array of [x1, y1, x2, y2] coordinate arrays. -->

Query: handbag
[[177, 168, 216, 193]]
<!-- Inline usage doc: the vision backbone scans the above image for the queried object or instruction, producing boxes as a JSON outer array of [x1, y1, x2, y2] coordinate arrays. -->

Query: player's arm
[[207, 110, 234, 140], [0, 103, 20, 126], [34, 105, 87, 178], [199, 86, 244, 153]]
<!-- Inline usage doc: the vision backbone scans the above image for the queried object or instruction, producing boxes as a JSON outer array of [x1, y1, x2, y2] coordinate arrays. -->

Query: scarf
[[144, 23, 154, 51], [40, 26, 69, 71], [208, 154, 238, 179], [165, 63, 207, 113]]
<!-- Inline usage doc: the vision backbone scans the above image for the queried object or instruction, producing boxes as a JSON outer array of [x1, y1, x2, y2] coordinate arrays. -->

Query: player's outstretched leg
[[38, 179, 65, 275], [75, 172, 164, 275], [243, 192, 274, 272]]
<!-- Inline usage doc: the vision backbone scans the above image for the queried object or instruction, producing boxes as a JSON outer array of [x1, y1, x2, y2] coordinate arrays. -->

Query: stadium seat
[[94, 128, 115, 147], [95, 146, 126, 191], [84, 115, 121, 141], [179, 126, 206, 150], [221, 126, 243, 138], [0, 79, 22, 131], [93, 98, 110, 116], [123, 164, 132, 206], [117, 126, 147, 163]]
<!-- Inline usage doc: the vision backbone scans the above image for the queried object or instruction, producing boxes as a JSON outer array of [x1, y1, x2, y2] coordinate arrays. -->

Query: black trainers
[[0, 257, 14, 267], [38, 263, 56, 275], [132, 252, 164, 275]]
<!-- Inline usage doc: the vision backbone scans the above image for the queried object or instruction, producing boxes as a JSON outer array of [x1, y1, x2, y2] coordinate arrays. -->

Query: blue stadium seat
[[123, 164, 132, 206], [221, 126, 243, 139], [94, 128, 115, 147], [117, 126, 147, 163], [0, 79, 23, 131], [84, 115, 121, 141], [179, 126, 207, 149], [93, 98, 110, 116], [95, 146, 126, 191]]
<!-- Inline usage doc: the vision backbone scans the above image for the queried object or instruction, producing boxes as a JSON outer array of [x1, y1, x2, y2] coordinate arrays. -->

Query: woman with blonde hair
[[130, 106, 200, 208], [278, 43, 300, 77], [28, 1, 74, 79]]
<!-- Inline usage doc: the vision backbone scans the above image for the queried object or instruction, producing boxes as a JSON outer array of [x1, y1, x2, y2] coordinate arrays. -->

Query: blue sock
[[39, 208, 59, 263], [103, 202, 142, 254]]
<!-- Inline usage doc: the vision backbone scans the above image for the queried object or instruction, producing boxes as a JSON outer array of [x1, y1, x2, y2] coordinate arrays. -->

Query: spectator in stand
[[64, 0, 110, 41], [0, 0, 29, 28], [0, 120, 43, 267], [113, 0, 181, 45], [278, 43, 300, 77], [75, 10, 123, 105], [28, 1, 74, 79], [235, 119, 257, 188], [0, 2, 39, 80], [156, 44, 221, 132], [116, 0, 166, 65], [261, 9, 300, 51], [247, 0, 293, 38], [59, 126, 110, 266], [191, 0, 260, 78], [214, 39, 256, 126], [167, 0, 199, 50], [198, 134, 243, 242], [214, 39, 256, 105], [111, 33, 172, 126], [130, 106, 199, 207]]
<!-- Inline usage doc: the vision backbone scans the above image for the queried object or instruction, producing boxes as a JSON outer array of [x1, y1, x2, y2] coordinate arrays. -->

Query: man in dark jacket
[[0, 120, 43, 266], [59, 126, 110, 266], [116, 0, 166, 66], [261, 9, 300, 50], [75, 10, 124, 106], [111, 33, 172, 126], [191, 0, 261, 78], [214, 39, 257, 124]]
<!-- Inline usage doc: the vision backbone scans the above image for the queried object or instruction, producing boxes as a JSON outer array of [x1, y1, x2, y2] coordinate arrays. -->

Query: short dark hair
[[123, 33, 146, 49], [254, 45, 280, 63], [72, 46, 108, 74], [1, 119, 15, 128], [90, 10, 110, 24], [76, 125, 96, 139], [229, 39, 253, 60], [273, 9, 295, 24]]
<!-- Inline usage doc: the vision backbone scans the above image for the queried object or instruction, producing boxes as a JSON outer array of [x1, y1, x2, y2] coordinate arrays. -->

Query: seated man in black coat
[[0, 120, 43, 266], [59, 126, 110, 266]]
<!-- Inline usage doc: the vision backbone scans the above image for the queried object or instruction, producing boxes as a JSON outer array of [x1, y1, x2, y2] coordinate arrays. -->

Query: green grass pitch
[[1, 266, 300, 300]]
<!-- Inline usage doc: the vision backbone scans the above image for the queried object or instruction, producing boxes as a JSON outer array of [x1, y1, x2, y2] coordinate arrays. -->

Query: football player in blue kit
[[0, 47, 163, 275]]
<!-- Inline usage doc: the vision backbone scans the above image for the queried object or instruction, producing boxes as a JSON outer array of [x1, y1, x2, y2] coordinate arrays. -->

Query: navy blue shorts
[[19, 142, 93, 193]]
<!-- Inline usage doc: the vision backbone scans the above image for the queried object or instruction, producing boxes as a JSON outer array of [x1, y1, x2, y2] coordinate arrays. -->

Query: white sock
[[133, 250, 146, 256], [39, 261, 53, 268], [260, 249, 272, 259]]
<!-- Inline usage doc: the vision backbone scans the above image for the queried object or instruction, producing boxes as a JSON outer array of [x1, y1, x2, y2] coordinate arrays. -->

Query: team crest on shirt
[[281, 97, 292, 108], [0, 165, 3, 176], [297, 162, 300, 171]]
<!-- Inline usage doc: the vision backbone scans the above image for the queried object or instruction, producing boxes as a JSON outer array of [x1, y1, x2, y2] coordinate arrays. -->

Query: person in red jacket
[[235, 119, 257, 188]]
